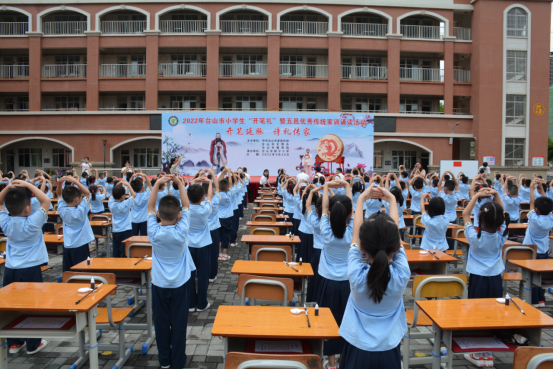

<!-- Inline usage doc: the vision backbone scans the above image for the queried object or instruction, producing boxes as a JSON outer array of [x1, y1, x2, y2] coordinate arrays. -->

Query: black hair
[[483, 162, 488, 167], [477, 202, 510, 238], [313, 176, 319, 184], [479, 168, 485, 174], [399, 181, 406, 190], [427, 197, 445, 217], [219, 178, 229, 192], [461, 175, 469, 184], [432, 178, 439, 187], [315, 196, 323, 218], [170, 157, 178, 165], [202, 182, 214, 196], [374, 177, 380, 184], [413, 178, 424, 190], [89, 185, 98, 201], [444, 174, 450, 181], [352, 169, 359, 176], [107, 177, 114, 184], [389, 186, 404, 207], [352, 182, 363, 195], [508, 185, 519, 196], [131, 179, 144, 193], [243, 167, 247, 172], [125, 172, 132, 182], [87, 176, 96, 186], [4, 188, 31, 216], [444, 180, 455, 192], [319, 176, 325, 185], [263, 169, 269, 178], [328, 195, 352, 239], [336, 168, 342, 173], [112, 185, 126, 200], [485, 179, 492, 187], [401, 171, 409, 178], [82, 172, 88, 178], [541, 183, 548, 194], [287, 181, 295, 195], [359, 212, 400, 303], [495, 173, 501, 180], [535, 196, 553, 216], [187, 184, 205, 204], [172, 181, 179, 190], [301, 188, 316, 217], [315, 167, 321, 173], [524, 179, 531, 187], [62, 186, 82, 204], [158, 195, 181, 221]]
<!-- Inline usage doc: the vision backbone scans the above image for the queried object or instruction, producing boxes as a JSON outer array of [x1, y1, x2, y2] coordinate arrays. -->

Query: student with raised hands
[[294, 180, 315, 263], [216, 168, 234, 260], [108, 179, 136, 257], [202, 170, 221, 282], [339, 184, 410, 369], [305, 186, 322, 302], [130, 172, 151, 236], [419, 193, 449, 251], [364, 175, 383, 219]]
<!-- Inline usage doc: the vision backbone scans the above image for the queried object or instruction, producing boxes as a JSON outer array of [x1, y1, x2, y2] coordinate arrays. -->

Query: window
[[400, 59, 419, 79], [306, 97, 317, 110], [506, 51, 527, 81], [506, 8, 528, 37], [222, 96, 232, 109], [236, 55, 263, 75], [170, 96, 197, 110], [505, 138, 525, 166], [506, 95, 526, 125], [55, 55, 82, 65], [280, 55, 303, 77], [120, 149, 130, 168], [236, 96, 263, 111], [18, 148, 42, 167], [134, 148, 160, 168], [400, 99, 419, 113], [130, 96, 144, 110], [55, 96, 80, 110], [374, 150, 383, 169], [392, 150, 417, 170], [53, 148, 71, 167], [279, 96, 303, 111], [355, 98, 382, 112], [3, 98, 14, 111]]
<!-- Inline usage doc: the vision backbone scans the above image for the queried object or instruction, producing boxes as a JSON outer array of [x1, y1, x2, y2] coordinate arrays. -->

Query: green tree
[[162, 135, 186, 172], [548, 137, 553, 164]]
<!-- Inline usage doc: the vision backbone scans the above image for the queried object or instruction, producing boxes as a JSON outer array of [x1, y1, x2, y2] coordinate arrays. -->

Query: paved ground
[[5, 205, 553, 369]]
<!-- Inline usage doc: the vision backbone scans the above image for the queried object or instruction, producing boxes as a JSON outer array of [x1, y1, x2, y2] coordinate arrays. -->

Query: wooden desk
[[246, 221, 293, 235], [405, 250, 458, 275], [418, 224, 464, 238], [240, 235, 301, 260], [212, 306, 340, 359], [507, 223, 529, 237], [509, 259, 553, 304], [43, 234, 64, 255], [47, 211, 60, 224], [71, 258, 156, 352], [417, 298, 553, 369], [89, 221, 113, 257], [276, 214, 289, 221], [231, 260, 314, 305], [123, 236, 152, 258], [453, 237, 522, 274], [253, 207, 284, 214], [0, 282, 115, 369], [0, 259, 4, 287], [254, 199, 282, 204]]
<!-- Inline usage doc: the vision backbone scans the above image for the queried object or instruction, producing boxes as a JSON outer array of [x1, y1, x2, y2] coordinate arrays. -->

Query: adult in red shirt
[[209, 133, 227, 174]]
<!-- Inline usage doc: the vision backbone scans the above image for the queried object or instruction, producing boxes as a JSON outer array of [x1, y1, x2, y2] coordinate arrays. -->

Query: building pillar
[[267, 31, 282, 112], [144, 31, 160, 111], [386, 34, 402, 113], [443, 37, 455, 115], [85, 31, 101, 111], [327, 32, 342, 112], [27, 32, 42, 111], [205, 30, 221, 111]]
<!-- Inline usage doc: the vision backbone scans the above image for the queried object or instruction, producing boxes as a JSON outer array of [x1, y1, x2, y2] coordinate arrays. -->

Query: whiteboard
[[440, 160, 480, 178]]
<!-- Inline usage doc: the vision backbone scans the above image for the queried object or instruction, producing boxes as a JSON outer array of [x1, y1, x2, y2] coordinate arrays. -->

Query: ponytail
[[89, 185, 97, 201], [360, 212, 400, 303], [477, 202, 510, 238], [329, 195, 352, 239], [316, 196, 323, 219]]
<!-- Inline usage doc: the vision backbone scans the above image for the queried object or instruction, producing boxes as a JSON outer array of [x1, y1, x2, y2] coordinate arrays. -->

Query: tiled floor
[[5, 205, 553, 369]]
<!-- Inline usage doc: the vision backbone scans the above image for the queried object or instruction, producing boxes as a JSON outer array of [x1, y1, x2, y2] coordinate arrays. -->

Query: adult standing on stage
[[170, 155, 182, 175], [210, 133, 227, 174], [302, 148, 313, 179]]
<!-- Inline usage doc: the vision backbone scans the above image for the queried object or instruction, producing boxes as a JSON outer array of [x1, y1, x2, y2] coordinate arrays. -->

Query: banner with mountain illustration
[[161, 112, 374, 176]]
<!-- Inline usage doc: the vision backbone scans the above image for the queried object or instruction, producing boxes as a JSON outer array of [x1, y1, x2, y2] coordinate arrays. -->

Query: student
[[260, 169, 270, 188], [0, 180, 51, 355], [364, 176, 382, 219], [429, 178, 439, 198], [108, 181, 136, 257], [351, 182, 363, 212], [130, 174, 151, 236], [458, 174, 471, 200], [409, 175, 426, 216], [154, 178, 169, 212], [419, 194, 449, 251], [519, 177, 531, 203], [80, 171, 88, 186], [96, 170, 108, 188], [283, 178, 301, 235], [319, 179, 353, 369], [339, 184, 409, 369], [335, 167, 344, 180], [105, 177, 115, 198], [57, 176, 95, 272], [383, 185, 406, 240], [523, 179, 553, 308], [462, 187, 509, 367], [203, 171, 221, 282], [217, 168, 234, 260], [186, 175, 213, 312], [229, 171, 244, 247], [469, 176, 493, 227], [294, 181, 314, 264], [147, 175, 194, 369], [438, 170, 461, 224], [493, 172, 504, 195], [306, 188, 322, 303], [89, 184, 106, 214], [502, 177, 522, 223]]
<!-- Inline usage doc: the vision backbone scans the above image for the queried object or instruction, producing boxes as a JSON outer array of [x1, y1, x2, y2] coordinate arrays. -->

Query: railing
[[453, 27, 471, 41], [400, 68, 443, 82], [42, 64, 87, 78], [280, 108, 328, 112], [219, 107, 267, 111], [158, 63, 206, 77], [220, 20, 267, 34], [280, 21, 328, 35], [0, 108, 29, 112], [100, 64, 146, 77], [42, 21, 87, 35], [400, 110, 444, 115], [0, 65, 29, 78], [400, 25, 442, 40], [219, 63, 268, 77], [99, 107, 145, 111], [160, 20, 207, 34], [279, 64, 328, 78], [453, 69, 471, 83], [341, 66, 388, 80], [158, 107, 206, 110], [100, 20, 146, 34], [341, 23, 387, 37], [0, 22, 28, 35], [342, 109, 387, 113], [453, 108, 471, 115], [42, 107, 87, 111]]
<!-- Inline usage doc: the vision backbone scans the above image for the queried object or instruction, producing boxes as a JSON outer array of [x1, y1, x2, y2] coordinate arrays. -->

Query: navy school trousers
[[187, 245, 210, 310], [62, 243, 91, 272], [112, 230, 132, 258], [218, 217, 232, 250], [131, 221, 147, 236], [209, 228, 220, 279]]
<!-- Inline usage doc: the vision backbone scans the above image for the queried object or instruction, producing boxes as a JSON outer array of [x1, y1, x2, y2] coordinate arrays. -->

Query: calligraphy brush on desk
[[303, 304, 311, 328], [284, 261, 299, 272], [509, 296, 526, 315], [135, 255, 148, 265], [75, 284, 103, 305]]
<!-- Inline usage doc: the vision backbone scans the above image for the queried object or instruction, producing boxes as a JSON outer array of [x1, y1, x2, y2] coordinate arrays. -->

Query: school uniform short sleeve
[[384, 201, 406, 229], [207, 193, 221, 231], [523, 210, 553, 254], [340, 247, 410, 352], [307, 210, 323, 250], [89, 193, 106, 213], [47, 191, 54, 211], [57, 198, 95, 248], [170, 188, 182, 206], [458, 183, 470, 199], [352, 192, 361, 212], [132, 189, 151, 223], [464, 222, 506, 276], [97, 177, 107, 187], [291, 193, 302, 220], [333, 188, 346, 196], [147, 209, 195, 288], [494, 180, 504, 195], [471, 197, 493, 227], [318, 215, 353, 281], [108, 196, 133, 233], [0, 208, 49, 269], [295, 194, 313, 235], [188, 201, 212, 248], [105, 183, 114, 197], [519, 186, 530, 203], [420, 213, 449, 251], [547, 189, 553, 200], [409, 187, 423, 212], [440, 191, 461, 222], [29, 197, 41, 215], [155, 188, 168, 211], [80, 178, 88, 186], [217, 190, 234, 219], [502, 194, 522, 221], [283, 192, 296, 214], [364, 198, 382, 218], [430, 187, 439, 198]]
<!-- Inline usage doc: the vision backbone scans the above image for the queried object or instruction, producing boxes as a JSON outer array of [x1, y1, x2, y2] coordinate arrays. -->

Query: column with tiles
[[27, 32, 42, 111], [327, 32, 342, 112], [205, 30, 221, 111], [85, 31, 101, 111], [267, 30, 282, 112], [386, 34, 402, 113], [145, 30, 160, 111], [443, 36, 455, 115]]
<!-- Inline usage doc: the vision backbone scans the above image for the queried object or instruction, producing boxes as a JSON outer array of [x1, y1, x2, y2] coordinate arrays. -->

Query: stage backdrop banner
[[161, 112, 374, 176]]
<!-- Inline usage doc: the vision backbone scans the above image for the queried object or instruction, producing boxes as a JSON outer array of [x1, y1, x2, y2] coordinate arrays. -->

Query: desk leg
[[106, 227, 112, 258], [300, 276, 306, 306], [431, 322, 442, 369], [143, 270, 155, 353], [0, 337, 7, 369], [87, 307, 99, 369], [521, 269, 532, 303], [461, 244, 468, 275]]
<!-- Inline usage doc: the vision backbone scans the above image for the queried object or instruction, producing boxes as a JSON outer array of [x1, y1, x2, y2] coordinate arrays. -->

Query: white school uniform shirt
[[464, 222, 507, 276], [296, 172, 309, 185], [420, 213, 449, 251], [259, 176, 268, 186]]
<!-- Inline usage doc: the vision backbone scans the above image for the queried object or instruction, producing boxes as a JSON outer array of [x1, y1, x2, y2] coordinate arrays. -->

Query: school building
[[0, 0, 550, 175]]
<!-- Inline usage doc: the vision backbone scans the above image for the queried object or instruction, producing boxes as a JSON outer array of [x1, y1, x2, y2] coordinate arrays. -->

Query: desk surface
[[212, 306, 340, 339], [72, 258, 152, 272], [509, 259, 553, 273], [453, 238, 522, 247], [231, 260, 313, 277], [123, 236, 151, 244], [47, 211, 59, 216], [0, 282, 116, 313], [254, 199, 282, 203], [44, 234, 64, 244], [241, 235, 301, 244], [89, 221, 112, 227], [417, 298, 553, 331], [508, 223, 529, 229], [246, 221, 293, 227], [418, 224, 463, 230], [405, 250, 458, 263]]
